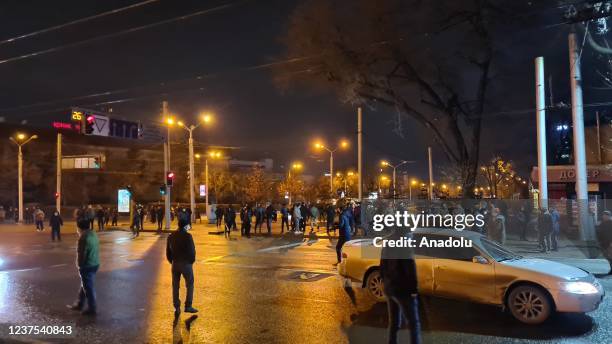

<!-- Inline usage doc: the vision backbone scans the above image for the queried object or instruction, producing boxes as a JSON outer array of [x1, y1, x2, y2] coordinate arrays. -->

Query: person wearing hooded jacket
[[166, 218, 198, 316], [49, 210, 63, 241]]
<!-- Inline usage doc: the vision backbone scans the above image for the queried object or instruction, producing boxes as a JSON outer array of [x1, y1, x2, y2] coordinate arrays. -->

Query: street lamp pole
[[314, 140, 348, 196], [187, 126, 195, 222], [205, 158, 209, 219], [381, 160, 410, 199], [9, 133, 37, 223]]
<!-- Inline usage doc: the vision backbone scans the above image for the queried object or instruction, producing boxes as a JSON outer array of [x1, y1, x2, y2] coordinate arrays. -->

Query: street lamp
[[381, 159, 412, 198], [409, 179, 418, 200], [313, 139, 349, 194], [9, 133, 38, 223], [176, 113, 215, 222], [287, 161, 303, 204], [196, 150, 223, 223]]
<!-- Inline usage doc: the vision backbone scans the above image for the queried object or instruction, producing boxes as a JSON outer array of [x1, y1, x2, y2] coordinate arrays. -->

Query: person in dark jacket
[[49, 210, 63, 241], [265, 202, 275, 235], [156, 205, 164, 232], [280, 204, 289, 233], [68, 218, 100, 315], [96, 207, 105, 231], [597, 210, 612, 274], [537, 207, 553, 253], [224, 206, 235, 237], [166, 218, 198, 315], [381, 227, 421, 344], [326, 205, 336, 236], [215, 207, 224, 229], [334, 204, 353, 265]]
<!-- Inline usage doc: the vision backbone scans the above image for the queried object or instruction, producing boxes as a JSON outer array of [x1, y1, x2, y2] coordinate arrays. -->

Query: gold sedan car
[[338, 229, 604, 324]]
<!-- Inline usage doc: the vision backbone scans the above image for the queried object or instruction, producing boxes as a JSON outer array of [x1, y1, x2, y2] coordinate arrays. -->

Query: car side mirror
[[472, 256, 488, 264]]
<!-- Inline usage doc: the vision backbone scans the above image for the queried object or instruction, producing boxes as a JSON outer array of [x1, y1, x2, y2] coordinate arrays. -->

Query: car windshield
[[480, 238, 521, 262]]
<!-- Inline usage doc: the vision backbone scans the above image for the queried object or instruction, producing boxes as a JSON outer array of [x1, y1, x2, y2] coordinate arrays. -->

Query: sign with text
[[199, 184, 206, 197], [71, 107, 141, 139]]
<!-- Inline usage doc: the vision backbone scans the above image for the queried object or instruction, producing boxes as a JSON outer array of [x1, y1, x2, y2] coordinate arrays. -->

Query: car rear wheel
[[365, 269, 386, 302], [508, 285, 552, 324]]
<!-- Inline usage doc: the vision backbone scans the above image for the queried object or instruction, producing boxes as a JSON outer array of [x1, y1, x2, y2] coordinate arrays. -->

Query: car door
[[430, 239, 496, 304], [412, 234, 434, 295]]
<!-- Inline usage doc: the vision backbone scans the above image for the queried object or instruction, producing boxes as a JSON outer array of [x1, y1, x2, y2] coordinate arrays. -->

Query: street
[[0, 222, 610, 344]]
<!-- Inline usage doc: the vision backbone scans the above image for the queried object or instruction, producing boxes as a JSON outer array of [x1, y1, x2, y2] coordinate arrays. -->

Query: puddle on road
[[283, 271, 332, 282]]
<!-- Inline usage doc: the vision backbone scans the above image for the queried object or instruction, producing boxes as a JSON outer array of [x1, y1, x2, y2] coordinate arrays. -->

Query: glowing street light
[[380, 159, 413, 198], [312, 139, 350, 194], [172, 113, 216, 222], [9, 132, 38, 223]]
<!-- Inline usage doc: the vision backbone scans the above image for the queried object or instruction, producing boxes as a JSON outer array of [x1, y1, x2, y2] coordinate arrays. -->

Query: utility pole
[[357, 107, 363, 200], [205, 158, 209, 222], [569, 29, 593, 241], [163, 101, 171, 230], [428, 147, 433, 200], [329, 151, 334, 194], [56, 133, 62, 213], [535, 56, 548, 209]]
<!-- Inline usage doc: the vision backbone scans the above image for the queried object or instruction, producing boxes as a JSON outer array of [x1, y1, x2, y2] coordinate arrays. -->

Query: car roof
[[412, 228, 485, 240]]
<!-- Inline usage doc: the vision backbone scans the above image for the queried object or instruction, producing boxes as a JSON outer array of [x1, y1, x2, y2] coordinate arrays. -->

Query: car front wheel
[[365, 269, 386, 302], [508, 285, 552, 324]]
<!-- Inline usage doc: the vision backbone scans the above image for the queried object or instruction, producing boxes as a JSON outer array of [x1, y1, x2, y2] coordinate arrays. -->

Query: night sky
[[0, 0, 606, 181]]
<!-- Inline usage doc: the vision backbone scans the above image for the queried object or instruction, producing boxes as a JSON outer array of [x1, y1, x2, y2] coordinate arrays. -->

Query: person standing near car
[[334, 203, 353, 265], [49, 210, 63, 242], [537, 207, 553, 253], [381, 226, 421, 344], [550, 207, 560, 251], [597, 210, 612, 275]]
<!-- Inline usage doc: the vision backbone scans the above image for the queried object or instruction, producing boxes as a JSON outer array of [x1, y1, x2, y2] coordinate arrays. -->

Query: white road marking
[[49, 264, 67, 268]]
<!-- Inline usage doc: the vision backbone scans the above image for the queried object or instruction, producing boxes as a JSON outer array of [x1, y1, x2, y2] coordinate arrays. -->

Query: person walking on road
[[381, 227, 422, 344], [156, 205, 164, 232], [96, 206, 105, 231], [34, 207, 45, 231], [50, 210, 63, 242], [224, 206, 235, 237], [310, 204, 320, 233], [86, 205, 95, 230], [280, 204, 289, 233], [265, 202, 275, 235], [334, 203, 353, 265], [167, 218, 198, 316], [326, 205, 336, 236], [68, 218, 100, 316], [537, 207, 553, 253], [132, 208, 142, 238], [597, 210, 612, 275], [215, 206, 224, 229], [111, 207, 118, 227], [254, 204, 265, 233], [292, 203, 302, 234]]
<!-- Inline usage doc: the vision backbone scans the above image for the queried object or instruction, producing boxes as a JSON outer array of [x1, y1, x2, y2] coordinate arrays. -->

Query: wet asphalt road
[[0, 223, 610, 344]]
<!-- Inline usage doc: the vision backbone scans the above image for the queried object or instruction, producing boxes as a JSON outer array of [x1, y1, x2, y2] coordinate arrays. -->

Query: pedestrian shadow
[[173, 314, 198, 344], [345, 296, 594, 340]]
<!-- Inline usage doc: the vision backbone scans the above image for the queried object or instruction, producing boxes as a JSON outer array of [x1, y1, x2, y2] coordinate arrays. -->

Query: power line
[[0, 0, 248, 66], [0, 0, 160, 46]]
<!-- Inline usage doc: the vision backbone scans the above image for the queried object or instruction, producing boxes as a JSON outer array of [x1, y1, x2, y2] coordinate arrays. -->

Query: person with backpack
[[49, 210, 63, 241]]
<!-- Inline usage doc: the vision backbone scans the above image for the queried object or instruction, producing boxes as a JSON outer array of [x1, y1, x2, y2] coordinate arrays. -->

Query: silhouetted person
[[381, 228, 421, 344], [49, 210, 63, 241], [166, 219, 198, 316]]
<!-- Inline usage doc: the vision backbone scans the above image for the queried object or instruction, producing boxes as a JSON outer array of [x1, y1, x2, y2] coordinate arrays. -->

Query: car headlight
[[559, 281, 599, 294]]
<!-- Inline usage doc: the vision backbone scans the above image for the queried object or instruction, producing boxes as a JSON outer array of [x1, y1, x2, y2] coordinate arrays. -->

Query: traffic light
[[166, 172, 175, 187], [85, 115, 95, 134], [160, 185, 166, 195], [54, 192, 60, 198]]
